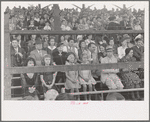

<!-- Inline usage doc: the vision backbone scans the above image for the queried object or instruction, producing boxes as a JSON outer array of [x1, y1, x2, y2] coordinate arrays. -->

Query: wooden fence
[[4, 13, 144, 100]]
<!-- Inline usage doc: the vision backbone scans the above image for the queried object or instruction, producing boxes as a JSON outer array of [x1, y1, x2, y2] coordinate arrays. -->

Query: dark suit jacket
[[52, 49, 67, 65], [11, 46, 26, 67], [132, 46, 144, 61], [107, 22, 120, 30]]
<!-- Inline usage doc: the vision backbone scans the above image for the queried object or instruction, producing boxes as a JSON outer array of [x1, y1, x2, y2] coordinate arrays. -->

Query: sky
[[2, 1, 146, 11]]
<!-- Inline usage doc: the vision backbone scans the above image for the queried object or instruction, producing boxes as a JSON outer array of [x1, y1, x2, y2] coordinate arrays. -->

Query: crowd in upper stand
[[5, 4, 144, 101], [5, 4, 144, 31]]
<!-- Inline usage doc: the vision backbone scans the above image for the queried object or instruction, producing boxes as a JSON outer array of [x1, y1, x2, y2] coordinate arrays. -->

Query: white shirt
[[48, 46, 56, 51], [44, 26, 51, 30], [117, 46, 127, 59]]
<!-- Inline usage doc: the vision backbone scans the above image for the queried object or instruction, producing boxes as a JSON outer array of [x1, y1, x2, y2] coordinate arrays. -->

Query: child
[[65, 52, 80, 100], [43, 21, 51, 31], [79, 54, 96, 100], [40, 54, 58, 97]]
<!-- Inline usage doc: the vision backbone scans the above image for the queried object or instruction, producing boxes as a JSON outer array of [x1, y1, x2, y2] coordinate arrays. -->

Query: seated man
[[132, 38, 144, 61], [29, 38, 47, 66], [101, 46, 124, 90], [11, 38, 26, 67]]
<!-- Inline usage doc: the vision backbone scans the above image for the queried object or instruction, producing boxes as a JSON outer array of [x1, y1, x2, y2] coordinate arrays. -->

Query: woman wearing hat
[[120, 48, 142, 100]]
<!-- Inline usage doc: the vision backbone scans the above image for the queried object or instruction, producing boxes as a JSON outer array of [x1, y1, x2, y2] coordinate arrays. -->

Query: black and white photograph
[[1, 1, 149, 121]]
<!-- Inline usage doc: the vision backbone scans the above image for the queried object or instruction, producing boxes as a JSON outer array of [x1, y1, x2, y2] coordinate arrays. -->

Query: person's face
[[107, 51, 113, 58], [50, 39, 55, 46], [69, 40, 74, 47], [61, 36, 65, 41], [109, 40, 114, 46], [35, 44, 42, 50], [32, 35, 36, 39], [82, 55, 88, 63], [88, 35, 92, 40], [89, 44, 96, 52], [46, 22, 49, 26], [79, 19, 83, 24], [17, 35, 21, 40], [100, 46, 105, 52], [67, 54, 75, 63], [122, 40, 127, 47], [27, 60, 34, 67], [57, 45, 63, 52], [128, 50, 133, 57], [40, 19, 44, 23], [12, 40, 18, 48], [44, 57, 51, 65], [81, 41, 86, 48], [137, 40, 143, 47]]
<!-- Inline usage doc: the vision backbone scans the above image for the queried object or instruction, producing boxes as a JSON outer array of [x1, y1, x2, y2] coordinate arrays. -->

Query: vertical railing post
[[4, 13, 12, 100]]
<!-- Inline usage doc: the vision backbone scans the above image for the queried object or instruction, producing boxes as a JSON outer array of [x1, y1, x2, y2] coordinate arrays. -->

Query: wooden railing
[[4, 14, 144, 100]]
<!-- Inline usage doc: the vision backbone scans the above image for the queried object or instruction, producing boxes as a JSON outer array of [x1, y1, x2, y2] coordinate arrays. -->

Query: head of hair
[[41, 54, 53, 66], [24, 57, 36, 66], [55, 93, 75, 100], [135, 38, 142, 43], [65, 52, 76, 62], [68, 37, 74, 43], [88, 42, 96, 48], [79, 40, 85, 49]]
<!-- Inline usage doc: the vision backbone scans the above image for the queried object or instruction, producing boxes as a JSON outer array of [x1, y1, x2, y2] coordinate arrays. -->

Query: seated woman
[[78, 40, 91, 63], [65, 52, 80, 100], [98, 44, 107, 63], [120, 48, 142, 100], [40, 54, 58, 98], [21, 57, 40, 100], [79, 54, 97, 100]]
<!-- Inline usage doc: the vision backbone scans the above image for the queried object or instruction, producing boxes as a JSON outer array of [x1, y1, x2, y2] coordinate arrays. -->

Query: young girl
[[21, 57, 40, 100], [40, 54, 58, 97], [79, 54, 96, 100], [65, 52, 80, 100]]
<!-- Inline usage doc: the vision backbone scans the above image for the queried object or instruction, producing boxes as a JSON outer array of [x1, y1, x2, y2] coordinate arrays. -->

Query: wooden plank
[[72, 88, 144, 95], [6, 62, 144, 74], [4, 13, 12, 100], [8, 30, 144, 35], [11, 88, 144, 100]]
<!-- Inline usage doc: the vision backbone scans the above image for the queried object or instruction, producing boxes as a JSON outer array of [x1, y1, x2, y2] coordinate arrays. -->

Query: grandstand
[[4, 3, 144, 101]]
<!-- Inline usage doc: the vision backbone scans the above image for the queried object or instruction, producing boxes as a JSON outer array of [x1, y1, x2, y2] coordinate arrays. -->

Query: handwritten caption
[[70, 101, 88, 105]]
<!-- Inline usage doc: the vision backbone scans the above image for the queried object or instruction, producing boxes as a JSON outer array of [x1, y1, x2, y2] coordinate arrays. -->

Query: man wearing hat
[[11, 38, 26, 67], [29, 38, 47, 66], [120, 14, 129, 30], [101, 45, 124, 90]]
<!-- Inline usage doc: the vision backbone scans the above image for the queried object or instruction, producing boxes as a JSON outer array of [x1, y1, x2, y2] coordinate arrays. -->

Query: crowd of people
[[5, 4, 144, 31], [6, 4, 144, 101]]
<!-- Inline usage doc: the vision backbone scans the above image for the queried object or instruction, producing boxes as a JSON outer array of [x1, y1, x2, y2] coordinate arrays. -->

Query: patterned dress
[[120, 56, 141, 89]]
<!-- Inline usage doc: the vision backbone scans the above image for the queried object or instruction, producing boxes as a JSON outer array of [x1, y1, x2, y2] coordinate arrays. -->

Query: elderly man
[[101, 46, 124, 90], [29, 38, 47, 66]]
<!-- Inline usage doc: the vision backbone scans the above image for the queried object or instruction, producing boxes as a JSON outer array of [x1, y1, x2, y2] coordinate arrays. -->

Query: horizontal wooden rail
[[71, 88, 144, 95], [8, 30, 144, 35], [10, 88, 144, 100], [5, 62, 144, 74]]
